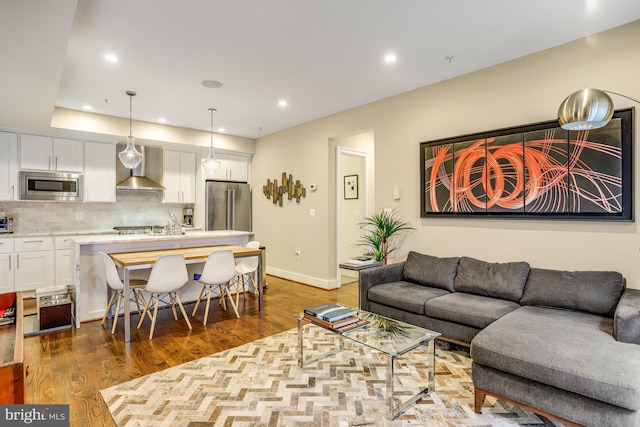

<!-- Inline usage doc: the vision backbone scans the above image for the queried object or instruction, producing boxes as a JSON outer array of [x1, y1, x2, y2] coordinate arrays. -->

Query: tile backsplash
[[0, 191, 190, 234]]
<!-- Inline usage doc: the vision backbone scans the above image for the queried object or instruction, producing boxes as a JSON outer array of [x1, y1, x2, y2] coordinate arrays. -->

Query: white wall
[[253, 21, 640, 289]]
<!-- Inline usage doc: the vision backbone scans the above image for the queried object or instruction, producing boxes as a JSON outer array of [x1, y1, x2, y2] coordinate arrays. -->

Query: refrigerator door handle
[[226, 188, 235, 230]]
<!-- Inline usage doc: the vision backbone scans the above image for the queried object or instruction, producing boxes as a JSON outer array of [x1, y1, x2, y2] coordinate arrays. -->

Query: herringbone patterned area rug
[[101, 326, 555, 426]]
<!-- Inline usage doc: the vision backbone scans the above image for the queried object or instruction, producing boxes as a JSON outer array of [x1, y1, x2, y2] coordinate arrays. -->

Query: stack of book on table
[[344, 256, 376, 266], [303, 303, 369, 334]]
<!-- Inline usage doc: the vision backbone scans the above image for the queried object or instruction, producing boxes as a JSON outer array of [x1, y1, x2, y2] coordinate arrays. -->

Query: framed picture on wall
[[344, 174, 359, 199], [420, 108, 633, 221]]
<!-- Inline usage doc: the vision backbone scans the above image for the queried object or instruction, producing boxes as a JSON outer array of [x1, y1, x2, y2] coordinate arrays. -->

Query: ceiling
[[2, 1, 640, 139]]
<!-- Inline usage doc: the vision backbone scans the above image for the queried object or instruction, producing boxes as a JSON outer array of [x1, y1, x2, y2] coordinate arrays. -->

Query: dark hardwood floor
[[23, 276, 358, 426]]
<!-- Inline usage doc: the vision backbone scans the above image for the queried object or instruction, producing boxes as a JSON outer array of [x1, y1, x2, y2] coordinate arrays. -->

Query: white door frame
[[336, 146, 370, 287]]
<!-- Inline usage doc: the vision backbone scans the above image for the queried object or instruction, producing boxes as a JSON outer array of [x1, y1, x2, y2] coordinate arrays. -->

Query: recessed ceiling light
[[104, 53, 118, 63], [158, 118, 167, 123], [384, 54, 397, 63], [278, 100, 288, 107], [202, 80, 223, 89], [82, 105, 93, 110], [218, 127, 225, 133]]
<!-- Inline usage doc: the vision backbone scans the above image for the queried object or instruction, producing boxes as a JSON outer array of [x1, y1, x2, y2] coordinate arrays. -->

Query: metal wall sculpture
[[263, 172, 306, 207], [420, 109, 633, 221]]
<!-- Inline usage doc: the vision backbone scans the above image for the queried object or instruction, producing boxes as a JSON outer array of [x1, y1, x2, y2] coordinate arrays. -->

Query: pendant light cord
[[125, 90, 136, 139], [209, 108, 216, 149]]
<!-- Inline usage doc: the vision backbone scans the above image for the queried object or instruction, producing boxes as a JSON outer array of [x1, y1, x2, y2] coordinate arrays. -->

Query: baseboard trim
[[266, 267, 339, 290]]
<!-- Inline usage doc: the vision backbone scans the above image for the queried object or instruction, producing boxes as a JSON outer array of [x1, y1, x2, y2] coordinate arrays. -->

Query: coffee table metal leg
[[298, 319, 347, 368], [387, 354, 396, 416], [386, 339, 436, 419], [298, 317, 304, 367]]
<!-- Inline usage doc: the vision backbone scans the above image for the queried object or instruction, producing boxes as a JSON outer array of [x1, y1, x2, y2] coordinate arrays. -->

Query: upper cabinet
[[20, 134, 83, 172], [0, 132, 18, 201], [84, 141, 116, 202], [162, 149, 196, 203], [205, 152, 249, 182]]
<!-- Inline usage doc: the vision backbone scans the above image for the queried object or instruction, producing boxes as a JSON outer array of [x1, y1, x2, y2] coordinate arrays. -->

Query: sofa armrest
[[358, 262, 404, 311], [614, 288, 640, 344]]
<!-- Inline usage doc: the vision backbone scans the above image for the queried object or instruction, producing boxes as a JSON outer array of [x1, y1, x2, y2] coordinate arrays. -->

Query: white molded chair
[[137, 254, 192, 340], [192, 250, 239, 325], [234, 241, 260, 305], [99, 252, 149, 335]]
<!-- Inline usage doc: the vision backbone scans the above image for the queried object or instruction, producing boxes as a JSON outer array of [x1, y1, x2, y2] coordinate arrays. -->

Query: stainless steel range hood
[[116, 145, 165, 191]]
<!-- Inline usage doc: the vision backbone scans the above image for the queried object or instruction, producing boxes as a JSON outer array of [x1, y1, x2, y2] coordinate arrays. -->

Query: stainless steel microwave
[[19, 171, 83, 201]]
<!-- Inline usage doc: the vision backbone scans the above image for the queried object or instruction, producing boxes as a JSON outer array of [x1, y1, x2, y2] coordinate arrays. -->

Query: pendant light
[[202, 107, 222, 173], [118, 90, 143, 169], [557, 88, 639, 131]]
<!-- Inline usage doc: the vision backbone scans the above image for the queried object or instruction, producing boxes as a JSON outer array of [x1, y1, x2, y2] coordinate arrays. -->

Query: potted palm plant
[[357, 208, 415, 265]]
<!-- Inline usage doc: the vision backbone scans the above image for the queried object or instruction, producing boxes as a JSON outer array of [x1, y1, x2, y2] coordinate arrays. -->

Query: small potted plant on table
[[357, 208, 414, 265]]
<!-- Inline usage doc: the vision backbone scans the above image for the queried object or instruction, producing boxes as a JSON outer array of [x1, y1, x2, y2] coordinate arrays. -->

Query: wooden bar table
[[109, 244, 263, 342]]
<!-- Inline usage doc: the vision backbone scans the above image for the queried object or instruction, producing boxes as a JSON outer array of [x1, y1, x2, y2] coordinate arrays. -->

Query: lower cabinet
[[0, 254, 13, 294], [54, 236, 75, 285], [0, 239, 14, 294], [13, 237, 55, 292], [0, 236, 71, 293]]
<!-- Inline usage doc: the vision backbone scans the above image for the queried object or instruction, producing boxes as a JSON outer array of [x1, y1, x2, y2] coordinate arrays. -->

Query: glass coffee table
[[295, 309, 440, 419]]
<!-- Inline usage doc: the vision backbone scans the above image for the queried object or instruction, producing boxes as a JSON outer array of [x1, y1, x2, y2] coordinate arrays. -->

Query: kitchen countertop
[[2, 229, 118, 238], [71, 230, 253, 245], [0, 229, 250, 244]]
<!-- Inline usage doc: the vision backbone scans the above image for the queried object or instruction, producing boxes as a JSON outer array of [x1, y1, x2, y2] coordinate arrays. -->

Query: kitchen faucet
[[167, 211, 184, 235]]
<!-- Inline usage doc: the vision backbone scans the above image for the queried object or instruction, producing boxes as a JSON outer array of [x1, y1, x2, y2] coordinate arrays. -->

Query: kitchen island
[[72, 230, 255, 327]]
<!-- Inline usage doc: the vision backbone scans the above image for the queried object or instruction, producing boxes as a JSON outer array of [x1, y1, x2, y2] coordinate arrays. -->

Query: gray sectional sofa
[[359, 251, 640, 427]]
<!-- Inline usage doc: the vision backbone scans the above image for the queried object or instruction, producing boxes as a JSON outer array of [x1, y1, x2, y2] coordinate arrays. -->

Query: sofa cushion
[[471, 306, 640, 411], [454, 256, 530, 302], [520, 268, 625, 317], [401, 251, 459, 292], [368, 281, 449, 315], [425, 293, 520, 329]]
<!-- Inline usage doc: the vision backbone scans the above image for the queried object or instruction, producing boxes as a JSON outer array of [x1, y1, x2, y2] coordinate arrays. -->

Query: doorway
[[336, 141, 372, 286]]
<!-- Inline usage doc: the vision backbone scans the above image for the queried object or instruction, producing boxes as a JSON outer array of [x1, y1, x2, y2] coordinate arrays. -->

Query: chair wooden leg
[[192, 286, 206, 316], [138, 291, 153, 321], [174, 293, 192, 330], [235, 276, 242, 307], [168, 293, 178, 320], [224, 282, 240, 318], [219, 285, 227, 310], [101, 291, 117, 326], [133, 289, 150, 319], [137, 294, 153, 329], [111, 293, 123, 334], [149, 296, 160, 340], [204, 287, 212, 326], [249, 274, 258, 294]]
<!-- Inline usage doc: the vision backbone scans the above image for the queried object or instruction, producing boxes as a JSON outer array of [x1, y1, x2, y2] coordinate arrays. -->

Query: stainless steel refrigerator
[[205, 180, 252, 231]]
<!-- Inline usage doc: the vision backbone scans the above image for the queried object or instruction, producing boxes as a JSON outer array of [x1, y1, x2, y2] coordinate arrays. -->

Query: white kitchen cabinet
[[0, 238, 14, 294], [162, 149, 196, 203], [13, 237, 55, 292], [20, 134, 83, 172], [0, 132, 18, 201], [54, 236, 75, 285], [205, 152, 249, 182], [84, 141, 116, 202]]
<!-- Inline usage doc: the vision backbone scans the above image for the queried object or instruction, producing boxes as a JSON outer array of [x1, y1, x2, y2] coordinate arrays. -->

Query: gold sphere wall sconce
[[263, 172, 306, 207]]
